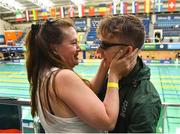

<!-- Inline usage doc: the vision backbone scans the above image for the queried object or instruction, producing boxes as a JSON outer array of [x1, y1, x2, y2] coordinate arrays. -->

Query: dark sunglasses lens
[[101, 41, 111, 49], [100, 44, 106, 49], [99, 41, 105, 49]]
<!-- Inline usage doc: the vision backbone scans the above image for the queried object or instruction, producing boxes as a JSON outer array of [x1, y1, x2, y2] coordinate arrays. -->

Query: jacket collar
[[120, 57, 151, 86]]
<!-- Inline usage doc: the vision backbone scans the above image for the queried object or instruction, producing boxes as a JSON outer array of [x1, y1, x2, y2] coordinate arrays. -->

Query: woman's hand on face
[[101, 58, 110, 70], [109, 48, 139, 80]]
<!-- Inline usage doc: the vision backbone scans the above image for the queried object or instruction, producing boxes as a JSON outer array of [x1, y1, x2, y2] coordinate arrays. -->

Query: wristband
[[107, 82, 119, 88]]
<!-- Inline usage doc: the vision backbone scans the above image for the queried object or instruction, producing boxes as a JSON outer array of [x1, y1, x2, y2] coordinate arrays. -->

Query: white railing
[[161, 103, 180, 133], [0, 97, 180, 133]]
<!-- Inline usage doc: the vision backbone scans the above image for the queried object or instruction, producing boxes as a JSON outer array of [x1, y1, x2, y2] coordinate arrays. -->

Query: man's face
[[97, 36, 133, 64]]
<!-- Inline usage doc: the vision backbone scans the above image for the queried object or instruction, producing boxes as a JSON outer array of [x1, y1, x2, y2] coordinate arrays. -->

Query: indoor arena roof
[[0, 0, 112, 23], [0, 0, 111, 14], [0, 0, 180, 24]]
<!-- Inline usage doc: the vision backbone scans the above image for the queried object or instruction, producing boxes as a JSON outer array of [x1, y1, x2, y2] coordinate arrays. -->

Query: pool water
[[0, 62, 180, 133]]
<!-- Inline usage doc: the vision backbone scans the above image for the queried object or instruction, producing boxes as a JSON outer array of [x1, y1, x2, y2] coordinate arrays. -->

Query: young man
[[97, 15, 161, 133]]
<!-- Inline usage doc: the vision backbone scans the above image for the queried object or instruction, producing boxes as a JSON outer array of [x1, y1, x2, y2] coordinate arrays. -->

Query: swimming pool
[[0, 61, 180, 133]]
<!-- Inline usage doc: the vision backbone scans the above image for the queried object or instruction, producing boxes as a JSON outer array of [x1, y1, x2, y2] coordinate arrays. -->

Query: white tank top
[[36, 68, 101, 133]]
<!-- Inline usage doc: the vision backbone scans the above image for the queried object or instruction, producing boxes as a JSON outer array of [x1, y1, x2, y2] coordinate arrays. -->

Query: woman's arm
[[54, 49, 138, 131], [55, 69, 119, 131], [90, 59, 109, 94]]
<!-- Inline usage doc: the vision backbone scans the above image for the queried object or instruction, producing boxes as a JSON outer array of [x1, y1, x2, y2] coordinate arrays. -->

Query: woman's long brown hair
[[25, 19, 75, 117]]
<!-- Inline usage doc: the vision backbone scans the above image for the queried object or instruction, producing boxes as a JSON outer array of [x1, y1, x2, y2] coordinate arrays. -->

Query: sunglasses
[[99, 40, 130, 50], [31, 19, 57, 31]]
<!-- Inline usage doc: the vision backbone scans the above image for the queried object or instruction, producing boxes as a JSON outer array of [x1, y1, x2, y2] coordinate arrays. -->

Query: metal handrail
[[162, 102, 180, 107], [0, 97, 30, 106], [161, 102, 180, 133], [0, 98, 180, 133], [0, 97, 35, 132]]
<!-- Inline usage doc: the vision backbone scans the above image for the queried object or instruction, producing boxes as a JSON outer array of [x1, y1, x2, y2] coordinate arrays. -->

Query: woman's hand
[[109, 48, 139, 80], [101, 58, 110, 71]]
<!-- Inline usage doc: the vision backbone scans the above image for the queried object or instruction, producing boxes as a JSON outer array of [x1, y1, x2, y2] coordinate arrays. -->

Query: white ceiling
[[0, 0, 112, 14], [0, 0, 180, 24], [0, 0, 113, 23]]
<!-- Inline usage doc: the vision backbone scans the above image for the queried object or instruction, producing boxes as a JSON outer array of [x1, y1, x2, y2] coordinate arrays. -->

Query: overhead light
[[0, 0, 26, 12], [71, 0, 85, 6], [29, 0, 54, 9]]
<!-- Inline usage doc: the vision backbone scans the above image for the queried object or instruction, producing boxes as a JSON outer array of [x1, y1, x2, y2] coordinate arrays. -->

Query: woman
[[25, 19, 138, 133]]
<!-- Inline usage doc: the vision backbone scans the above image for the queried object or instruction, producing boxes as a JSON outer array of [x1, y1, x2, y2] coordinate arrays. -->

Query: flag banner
[[168, 0, 176, 12], [78, 4, 85, 17], [68, 4, 74, 17], [16, 10, 23, 22], [59, 7, 65, 18], [112, 1, 117, 14], [41, 9, 48, 20], [120, 2, 128, 14], [144, 0, 151, 13], [32, 9, 38, 21], [155, 0, 164, 12], [25, 10, 29, 22], [132, 1, 139, 14], [98, 3, 107, 16], [108, 3, 113, 14], [50, 7, 56, 17], [113, 0, 120, 5], [89, 6, 95, 16], [112, 0, 120, 14]]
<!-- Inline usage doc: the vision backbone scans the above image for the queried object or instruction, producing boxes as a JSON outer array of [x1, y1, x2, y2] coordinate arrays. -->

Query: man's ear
[[129, 45, 136, 52], [124, 45, 134, 55]]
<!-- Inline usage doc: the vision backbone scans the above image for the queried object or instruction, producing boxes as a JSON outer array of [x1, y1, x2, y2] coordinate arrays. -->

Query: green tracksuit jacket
[[98, 57, 161, 133]]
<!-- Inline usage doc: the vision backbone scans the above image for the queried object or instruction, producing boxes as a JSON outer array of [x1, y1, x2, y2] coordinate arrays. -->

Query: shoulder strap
[[45, 69, 61, 115], [46, 71, 55, 115]]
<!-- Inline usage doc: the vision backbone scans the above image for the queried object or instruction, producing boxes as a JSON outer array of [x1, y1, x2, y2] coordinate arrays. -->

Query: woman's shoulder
[[48, 67, 75, 76], [55, 69, 80, 82], [57, 69, 75, 75]]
